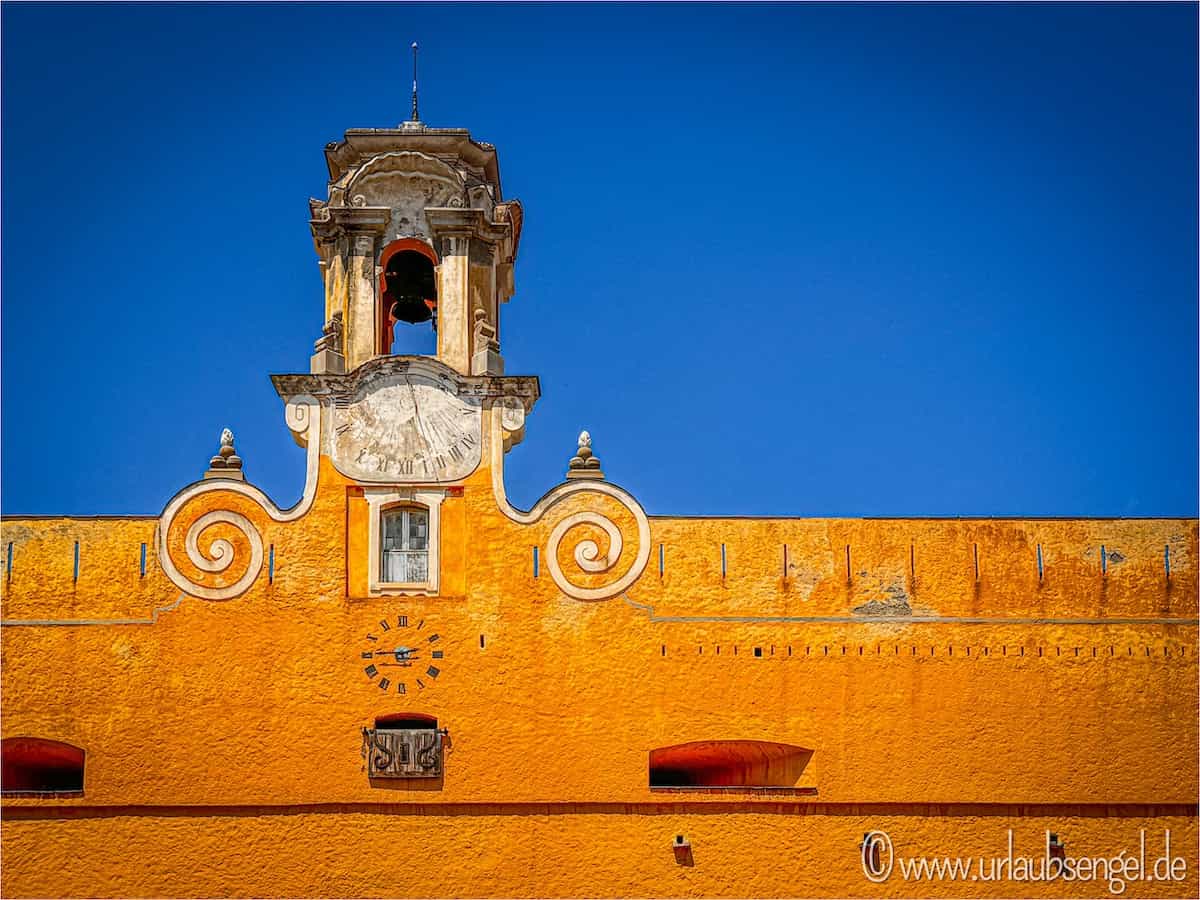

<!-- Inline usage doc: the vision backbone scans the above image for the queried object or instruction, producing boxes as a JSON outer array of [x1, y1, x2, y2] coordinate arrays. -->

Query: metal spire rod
[[411, 41, 420, 122]]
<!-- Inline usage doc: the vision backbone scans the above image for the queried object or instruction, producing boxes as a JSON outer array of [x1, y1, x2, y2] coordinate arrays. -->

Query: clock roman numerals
[[359, 615, 446, 696]]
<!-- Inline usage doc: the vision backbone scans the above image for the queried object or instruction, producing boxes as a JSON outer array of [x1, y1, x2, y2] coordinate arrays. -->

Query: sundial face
[[330, 373, 482, 483]]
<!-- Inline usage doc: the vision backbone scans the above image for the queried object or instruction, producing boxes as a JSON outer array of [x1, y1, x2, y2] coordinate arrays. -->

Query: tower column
[[427, 208, 512, 376], [434, 233, 470, 373], [345, 231, 378, 370], [326, 208, 389, 371]]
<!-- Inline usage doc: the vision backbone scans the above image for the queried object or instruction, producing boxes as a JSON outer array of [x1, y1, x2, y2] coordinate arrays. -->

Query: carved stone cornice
[[271, 354, 540, 411], [310, 206, 391, 242], [426, 207, 512, 249], [324, 128, 501, 197], [332, 207, 392, 231]]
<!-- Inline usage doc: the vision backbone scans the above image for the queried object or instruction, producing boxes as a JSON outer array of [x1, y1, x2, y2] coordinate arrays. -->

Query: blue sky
[[2, 2, 1196, 517]]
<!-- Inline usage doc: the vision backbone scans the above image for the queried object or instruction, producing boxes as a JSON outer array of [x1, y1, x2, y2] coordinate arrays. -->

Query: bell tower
[[267, 105, 540, 596], [308, 117, 522, 376]]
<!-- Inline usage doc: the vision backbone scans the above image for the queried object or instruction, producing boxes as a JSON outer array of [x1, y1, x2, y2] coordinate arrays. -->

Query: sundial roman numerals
[[331, 376, 482, 482]]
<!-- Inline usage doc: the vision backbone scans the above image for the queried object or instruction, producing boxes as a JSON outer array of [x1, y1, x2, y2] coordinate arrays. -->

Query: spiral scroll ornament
[[543, 497, 651, 601], [491, 418, 651, 601], [157, 396, 320, 601]]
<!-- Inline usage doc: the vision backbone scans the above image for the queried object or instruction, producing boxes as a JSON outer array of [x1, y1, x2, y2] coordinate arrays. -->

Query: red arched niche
[[648, 740, 812, 788], [1, 737, 85, 794], [378, 238, 439, 355], [374, 713, 438, 730]]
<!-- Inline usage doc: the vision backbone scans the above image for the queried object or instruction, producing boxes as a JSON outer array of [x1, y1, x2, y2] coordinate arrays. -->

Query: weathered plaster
[[2, 120, 1196, 900]]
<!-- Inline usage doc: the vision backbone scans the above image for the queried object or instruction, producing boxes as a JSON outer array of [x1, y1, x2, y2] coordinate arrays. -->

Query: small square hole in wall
[[754, 647, 763, 658]]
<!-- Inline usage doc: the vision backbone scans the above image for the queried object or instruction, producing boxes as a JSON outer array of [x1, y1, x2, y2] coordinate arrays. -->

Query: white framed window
[[365, 488, 445, 595], [381, 506, 429, 583]]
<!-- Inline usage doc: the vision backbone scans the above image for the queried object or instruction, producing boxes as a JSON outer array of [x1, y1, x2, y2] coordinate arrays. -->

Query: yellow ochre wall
[[1, 450, 1197, 898]]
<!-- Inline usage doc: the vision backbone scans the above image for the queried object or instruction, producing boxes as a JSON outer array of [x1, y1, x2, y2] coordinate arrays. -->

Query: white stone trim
[[488, 406, 651, 601], [157, 396, 321, 601], [365, 488, 445, 596]]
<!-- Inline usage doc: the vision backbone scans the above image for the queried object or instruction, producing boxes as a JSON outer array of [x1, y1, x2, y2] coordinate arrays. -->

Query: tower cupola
[[309, 124, 523, 375]]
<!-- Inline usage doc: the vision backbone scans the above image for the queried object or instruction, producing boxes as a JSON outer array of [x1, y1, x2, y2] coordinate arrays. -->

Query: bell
[[388, 293, 432, 324], [384, 251, 437, 324]]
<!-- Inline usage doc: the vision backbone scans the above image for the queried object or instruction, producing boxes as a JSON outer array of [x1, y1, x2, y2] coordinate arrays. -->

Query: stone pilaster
[[321, 207, 389, 371], [345, 231, 378, 370], [427, 208, 511, 376], [310, 218, 345, 335]]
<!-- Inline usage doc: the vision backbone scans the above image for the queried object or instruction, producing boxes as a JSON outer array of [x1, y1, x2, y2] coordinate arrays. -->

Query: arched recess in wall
[[648, 740, 813, 791], [378, 238, 439, 356], [1, 737, 85, 794], [374, 713, 437, 730], [362, 713, 444, 782]]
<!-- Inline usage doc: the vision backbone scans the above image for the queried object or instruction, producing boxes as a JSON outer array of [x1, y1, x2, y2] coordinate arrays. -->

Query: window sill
[[0, 790, 85, 799], [372, 582, 437, 596]]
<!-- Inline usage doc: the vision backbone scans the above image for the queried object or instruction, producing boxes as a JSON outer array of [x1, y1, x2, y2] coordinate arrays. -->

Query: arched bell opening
[[379, 239, 438, 356]]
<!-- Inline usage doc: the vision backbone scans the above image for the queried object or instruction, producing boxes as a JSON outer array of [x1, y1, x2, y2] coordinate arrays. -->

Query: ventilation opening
[[649, 740, 812, 790], [381, 246, 437, 356], [1, 737, 85, 794], [374, 713, 437, 730]]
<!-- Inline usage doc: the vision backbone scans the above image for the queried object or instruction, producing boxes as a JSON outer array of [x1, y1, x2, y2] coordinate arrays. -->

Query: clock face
[[359, 613, 446, 695], [330, 373, 482, 483]]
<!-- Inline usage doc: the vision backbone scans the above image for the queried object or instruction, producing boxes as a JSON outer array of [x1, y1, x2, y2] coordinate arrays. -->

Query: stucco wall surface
[[2, 810, 1196, 898], [2, 453, 1196, 897]]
